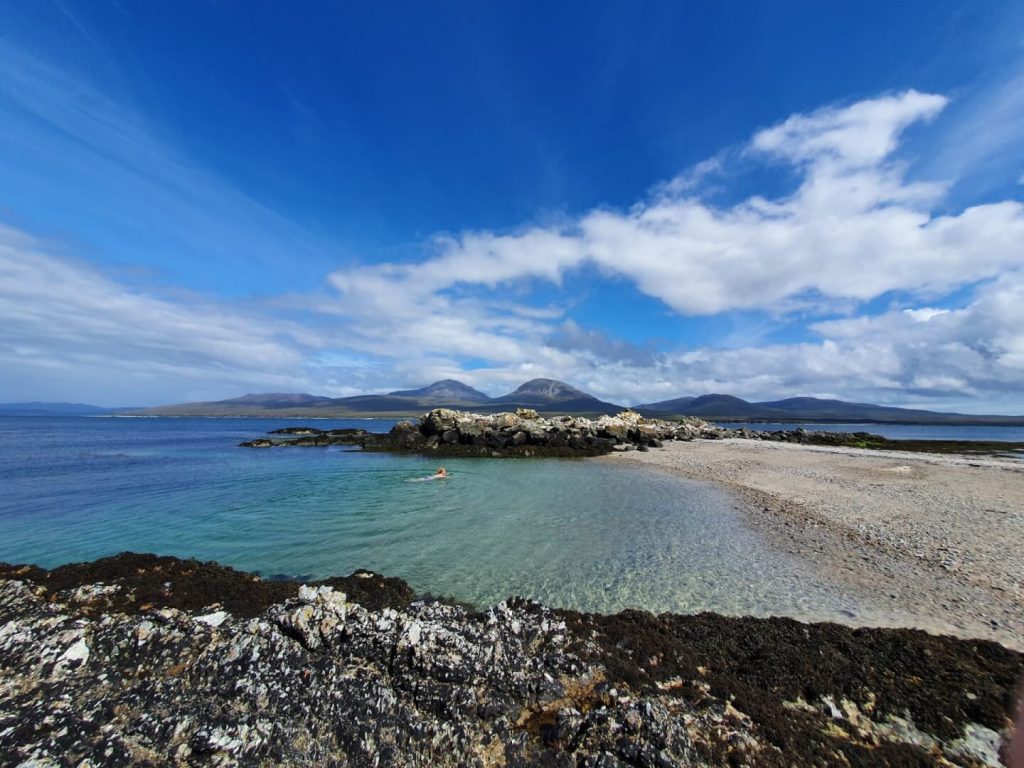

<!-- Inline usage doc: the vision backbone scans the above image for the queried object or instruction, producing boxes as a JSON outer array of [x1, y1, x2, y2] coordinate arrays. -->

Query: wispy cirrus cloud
[[0, 225, 327, 404], [0, 40, 336, 293], [918, 65, 1024, 201], [325, 90, 1023, 321]]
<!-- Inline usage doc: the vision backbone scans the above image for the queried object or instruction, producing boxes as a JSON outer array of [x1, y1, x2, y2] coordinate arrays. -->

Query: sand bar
[[606, 439, 1024, 649]]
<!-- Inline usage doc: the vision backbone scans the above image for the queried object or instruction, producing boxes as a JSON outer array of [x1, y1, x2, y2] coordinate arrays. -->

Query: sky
[[0, 1, 1022, 412]]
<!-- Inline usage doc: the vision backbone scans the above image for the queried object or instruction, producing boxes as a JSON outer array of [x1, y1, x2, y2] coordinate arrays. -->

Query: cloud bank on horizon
[[0, 19, 1022, 412]]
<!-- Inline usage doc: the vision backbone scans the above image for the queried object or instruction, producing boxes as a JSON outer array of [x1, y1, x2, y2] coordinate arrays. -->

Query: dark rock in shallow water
[[730, 428, 1024, 456], [268, 427, 371, 437], [1, 553, 1021, 766], [241, 437, 275, 448]]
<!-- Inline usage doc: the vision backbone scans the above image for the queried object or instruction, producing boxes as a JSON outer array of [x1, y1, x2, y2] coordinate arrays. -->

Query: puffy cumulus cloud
[[810, 274, 1024, 393], [555, 273, 1024, 410], [319, 242, 581, 392], [749, 91, 948, 168], [326, 90, 1023, 321], [294, 272, 1024, 409], [475, 292, 1020, 412], [576, 92, 1018, 314], [0, 226, 325, 404]]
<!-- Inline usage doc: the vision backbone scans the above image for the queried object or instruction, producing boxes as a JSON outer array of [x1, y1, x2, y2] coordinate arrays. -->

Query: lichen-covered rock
[[1, 554, 1022, 766]]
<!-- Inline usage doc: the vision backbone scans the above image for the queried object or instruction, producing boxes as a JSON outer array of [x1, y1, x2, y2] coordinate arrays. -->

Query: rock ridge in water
[[243, 407, 712, 456], [1, 553, 1022, 766], [245, 414, 1024, 459]]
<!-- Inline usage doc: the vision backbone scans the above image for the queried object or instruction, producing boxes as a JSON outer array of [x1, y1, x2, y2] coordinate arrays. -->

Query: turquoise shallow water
[[0, 416, 877, 620]]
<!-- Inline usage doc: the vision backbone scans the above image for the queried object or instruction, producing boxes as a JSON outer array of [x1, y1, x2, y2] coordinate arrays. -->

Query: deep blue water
[[713, 421, 1024, 442], [0, 416, 946, 621]]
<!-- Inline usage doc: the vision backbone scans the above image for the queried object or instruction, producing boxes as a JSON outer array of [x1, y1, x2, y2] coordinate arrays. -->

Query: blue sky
[[1, 2, 1022, 410]]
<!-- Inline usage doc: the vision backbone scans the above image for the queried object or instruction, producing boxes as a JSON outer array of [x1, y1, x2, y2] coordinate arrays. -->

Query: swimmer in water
[[406, 467, 449, 483]]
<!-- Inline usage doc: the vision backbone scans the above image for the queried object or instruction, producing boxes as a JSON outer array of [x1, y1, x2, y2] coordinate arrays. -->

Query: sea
[[1, 416, 1021, 622]]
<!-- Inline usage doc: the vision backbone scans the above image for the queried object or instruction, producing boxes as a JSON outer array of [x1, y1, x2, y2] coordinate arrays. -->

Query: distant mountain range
[[4, 381, 1023, 423], [126, 378, 624, 418], [634, 394, 1024, 425]]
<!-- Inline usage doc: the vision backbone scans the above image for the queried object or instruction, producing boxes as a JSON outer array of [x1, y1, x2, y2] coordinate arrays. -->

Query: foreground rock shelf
[[1, 553, 1022, 766]]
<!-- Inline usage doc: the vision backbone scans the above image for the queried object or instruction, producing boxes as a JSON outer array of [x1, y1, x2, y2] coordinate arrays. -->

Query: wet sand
[[604, 439, 1024, 650]]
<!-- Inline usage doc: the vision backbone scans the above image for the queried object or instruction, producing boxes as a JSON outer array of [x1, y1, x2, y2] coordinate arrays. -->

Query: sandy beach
[[606, 439, 1024, 650]]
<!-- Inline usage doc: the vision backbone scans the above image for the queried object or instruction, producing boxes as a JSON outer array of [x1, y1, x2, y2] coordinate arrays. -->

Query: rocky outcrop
[[241, 409, 712, 457], [241, 413, 1024, 458], [1, 554, 1021, 766]]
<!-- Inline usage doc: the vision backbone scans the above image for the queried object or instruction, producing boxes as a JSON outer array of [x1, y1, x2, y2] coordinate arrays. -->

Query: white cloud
[[474, 271, 1024, 410], [0, 226, 324, 404], [2, 213, 1021, 411], [309, 90, 1024, 410], [901, 307, 950, 322], [615, 272, 1024, 409], [0, 41, 337, 289], [326, 90, 1023, 321], [749, 91, 948, 168], [814, 274, 1024, 380], [3, 86, 1023, 412]]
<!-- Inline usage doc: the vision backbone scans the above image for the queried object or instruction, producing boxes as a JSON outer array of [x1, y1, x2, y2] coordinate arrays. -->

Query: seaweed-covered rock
[[1, 553, 1022, 766], [722, 428, 1024, 456]]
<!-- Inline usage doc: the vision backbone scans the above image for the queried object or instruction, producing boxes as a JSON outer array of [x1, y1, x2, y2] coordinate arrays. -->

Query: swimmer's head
[[436, 467, 447, 475]]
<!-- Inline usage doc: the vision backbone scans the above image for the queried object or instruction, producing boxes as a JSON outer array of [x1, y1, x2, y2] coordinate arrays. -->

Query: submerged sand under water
[[3, 416, 1023, 648], [0, 416, 944, 629], [606, 439, 1024, 649]]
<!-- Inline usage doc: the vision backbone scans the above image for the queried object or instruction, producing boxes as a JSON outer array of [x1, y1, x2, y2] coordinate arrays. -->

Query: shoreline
[[603, 439, 1024, 650]]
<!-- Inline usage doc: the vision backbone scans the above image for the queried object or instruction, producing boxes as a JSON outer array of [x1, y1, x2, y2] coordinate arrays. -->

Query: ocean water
[[0, 416, 922, 621]]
